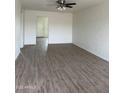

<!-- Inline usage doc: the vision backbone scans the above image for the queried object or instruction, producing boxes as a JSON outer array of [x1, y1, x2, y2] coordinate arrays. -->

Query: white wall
[[24, 13, 36, 45], [20, 9, 24, 48], [24, 10, 72, 44], [73, 1, 109, 61], [15, 0, 24, 59]]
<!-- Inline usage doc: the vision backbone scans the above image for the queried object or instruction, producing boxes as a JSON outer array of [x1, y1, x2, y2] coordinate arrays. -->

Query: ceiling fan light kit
[[56, 0, 76, 11], [57, 6, 66, 11]]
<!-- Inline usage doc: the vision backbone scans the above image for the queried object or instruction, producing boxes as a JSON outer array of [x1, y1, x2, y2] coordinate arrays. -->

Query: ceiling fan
[[56, 0, 76, 11]]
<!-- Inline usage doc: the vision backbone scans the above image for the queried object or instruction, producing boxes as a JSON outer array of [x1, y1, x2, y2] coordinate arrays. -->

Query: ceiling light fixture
[[57, 6, 66, 11], [56, 0, 76, 11]]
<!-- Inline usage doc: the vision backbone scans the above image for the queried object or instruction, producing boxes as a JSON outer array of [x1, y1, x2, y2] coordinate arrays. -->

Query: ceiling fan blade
[[56, 0, 65, 4], [65, 3, 76, 5], [56, 1, 60, 4], [65, 5, 73, 8]]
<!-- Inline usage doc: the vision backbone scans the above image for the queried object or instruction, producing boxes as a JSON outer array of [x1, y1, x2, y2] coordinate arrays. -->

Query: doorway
[[36, 16, 49, 51]]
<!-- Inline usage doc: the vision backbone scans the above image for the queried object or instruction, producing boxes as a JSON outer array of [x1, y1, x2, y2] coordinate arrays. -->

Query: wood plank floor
[[15, 38, 109, 93]]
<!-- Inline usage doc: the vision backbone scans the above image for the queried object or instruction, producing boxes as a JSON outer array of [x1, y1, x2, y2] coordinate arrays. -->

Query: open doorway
[[36, 16, 49, 51]]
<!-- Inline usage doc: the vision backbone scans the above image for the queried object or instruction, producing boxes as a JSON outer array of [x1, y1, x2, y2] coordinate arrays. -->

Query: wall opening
[[36, 16, 49, 51], [37, 16, 48, 38]]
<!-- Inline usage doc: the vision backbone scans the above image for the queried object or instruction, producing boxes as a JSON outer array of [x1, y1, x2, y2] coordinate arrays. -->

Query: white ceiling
[[21, 0, 105, 13]]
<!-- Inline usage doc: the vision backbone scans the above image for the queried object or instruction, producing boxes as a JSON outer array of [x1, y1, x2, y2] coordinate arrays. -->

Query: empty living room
[[15, 0, 109, 93]]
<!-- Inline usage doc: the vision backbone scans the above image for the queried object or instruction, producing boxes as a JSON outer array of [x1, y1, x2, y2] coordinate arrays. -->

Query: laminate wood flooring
[[15, 38, 109, 93]]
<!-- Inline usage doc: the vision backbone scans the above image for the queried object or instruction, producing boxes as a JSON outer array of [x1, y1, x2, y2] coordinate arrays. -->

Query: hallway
[[16, 38, 109, 93]]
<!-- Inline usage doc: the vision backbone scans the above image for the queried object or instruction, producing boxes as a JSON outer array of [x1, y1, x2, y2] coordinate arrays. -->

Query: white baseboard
[[15, 49, 20, 60], [73, 43, 109, 62]]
